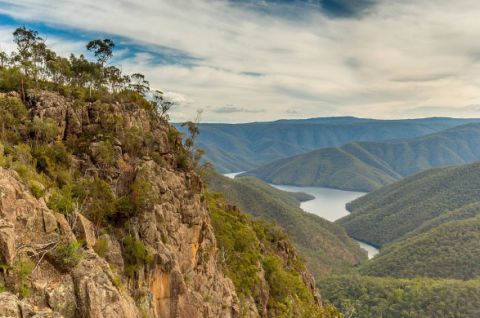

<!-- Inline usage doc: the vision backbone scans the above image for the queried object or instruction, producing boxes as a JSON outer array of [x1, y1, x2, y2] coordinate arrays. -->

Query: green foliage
[[48, 185, 75, 215], [115, 196, 137, 220], [0, 96, 28, 143], [95, 140, 116, 167], [86, 39, 115, 66], [209, 193, 261, 296], [123, 235, 153, 277], [30, 117, 58, 143], [0, 67, 24, 92], [320, 274, 480, 318], [206, 172, 366, 277], [359, 215, 480, 280], [123, 127, 144, 155], [262, 254, 310, 312], [28, 180, 45, 198], [52, 241, 82, 270], [11, 160, 49, 199], [32, 142, 72, 185], [176, 150, 190, 170], [74, 178, 116, 228], [130, 177, 159, 211], [14, 257, 34, 298], [93, 237, 109, 258], [340, 161, 480, 246], [129, 73, 150, 96], [208, 192, 340, 317]]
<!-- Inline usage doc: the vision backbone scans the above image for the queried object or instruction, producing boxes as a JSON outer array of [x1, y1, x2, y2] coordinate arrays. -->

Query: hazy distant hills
[[205, 172, 366, 277], [176, 117, 480, 173], [243, 123, 480, 191], [337, 161, 480, 280]]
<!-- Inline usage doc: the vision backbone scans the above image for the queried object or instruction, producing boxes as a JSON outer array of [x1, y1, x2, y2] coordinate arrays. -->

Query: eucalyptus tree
[[152, 89, 175, 119], [104, 65, 122, 92], [12, 27, 46, 96], [0, 51, 9, 68], [46, 55, 73, 86], [86, 39, 115, 68], [70, 54, 100, 94], [129, 73, 150, 95]]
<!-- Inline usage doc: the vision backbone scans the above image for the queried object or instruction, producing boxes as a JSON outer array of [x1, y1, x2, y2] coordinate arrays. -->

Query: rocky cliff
[[0, 91, 333, 317], [0, 91, 238, 317]]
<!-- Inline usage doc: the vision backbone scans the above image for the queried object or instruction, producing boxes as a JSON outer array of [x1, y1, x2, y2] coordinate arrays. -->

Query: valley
[[225, 172, 379, 258], [204, 119, 480, 317]]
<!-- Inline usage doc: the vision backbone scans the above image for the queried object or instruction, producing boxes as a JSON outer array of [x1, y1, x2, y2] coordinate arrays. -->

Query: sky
[[0, 0, 480, 122]]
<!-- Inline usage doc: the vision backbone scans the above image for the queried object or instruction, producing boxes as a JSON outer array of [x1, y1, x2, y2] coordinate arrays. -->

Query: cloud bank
[[0, 0, 480, 122]]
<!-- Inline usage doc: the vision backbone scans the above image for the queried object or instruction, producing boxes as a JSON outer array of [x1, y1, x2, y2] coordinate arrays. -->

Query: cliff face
[[0, 91, 239, 317]]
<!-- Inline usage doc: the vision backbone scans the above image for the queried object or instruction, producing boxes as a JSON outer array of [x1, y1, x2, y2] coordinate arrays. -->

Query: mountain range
[[176, 117, 480, 173], [243, 123, 480, 191]]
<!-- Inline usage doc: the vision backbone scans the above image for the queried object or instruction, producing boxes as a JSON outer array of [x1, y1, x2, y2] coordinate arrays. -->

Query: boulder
[[72, 213, 96, 248]]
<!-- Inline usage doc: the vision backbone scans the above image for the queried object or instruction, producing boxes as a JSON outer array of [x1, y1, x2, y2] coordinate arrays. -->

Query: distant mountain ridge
[[243, 123, 480, 191], [175, 116, 480, 173]]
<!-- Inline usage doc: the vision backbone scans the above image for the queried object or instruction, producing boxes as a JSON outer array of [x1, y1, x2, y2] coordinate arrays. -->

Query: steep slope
[[339, 161, 480, 246], [320, 274, 480, 318], [206, 173, 367, 277], [208, 192, 341, 317], [178, 117, 480, 173], [359, 215, 480, 279], [0, 91, 240, 317], [244, 123, 480, 191]]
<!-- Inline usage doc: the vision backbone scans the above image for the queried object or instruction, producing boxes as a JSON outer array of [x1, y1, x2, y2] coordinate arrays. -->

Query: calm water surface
[[271, 184, 364, 221], [224, 172, 379, 259]]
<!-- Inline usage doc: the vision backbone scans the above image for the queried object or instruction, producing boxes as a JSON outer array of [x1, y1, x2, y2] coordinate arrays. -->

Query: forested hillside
[[243, 123, 480, 191], [208, 192, 341, 317], [205, 172, 366, 277], [320, 275, 480, 318], [359, 215, 480, 279], [178, 117, 480, 173], [339, 161, 480, 246]]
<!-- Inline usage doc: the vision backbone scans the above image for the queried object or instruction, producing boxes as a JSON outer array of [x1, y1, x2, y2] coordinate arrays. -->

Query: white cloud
[[1, 0, 480, 122]]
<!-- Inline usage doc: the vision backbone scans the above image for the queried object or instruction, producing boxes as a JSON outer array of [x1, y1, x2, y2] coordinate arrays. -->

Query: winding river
[[224, 172, 379, 259]]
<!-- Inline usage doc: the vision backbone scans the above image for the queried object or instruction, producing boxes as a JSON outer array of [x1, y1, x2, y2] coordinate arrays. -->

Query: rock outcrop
[[0, 91, 239, 317]]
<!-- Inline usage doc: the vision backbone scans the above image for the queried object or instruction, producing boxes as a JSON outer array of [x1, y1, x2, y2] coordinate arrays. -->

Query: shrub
[[14, 257, 34, 298], [95, 140, 116, 167], [48, 185, 75, 215], [93, 237, 109, 258], [130, 177, 158, 211], [0, 96, 28, 143], [30, 117, 58, 143], [74, 178, 116, 228], [0, 67, 24, 92], [176, 150, 190, 170], [12, 143, 32, 165], [114, 196, 136, 220], [123, 235, 153, 277], [52, 241, 82, 270], [29, 180, 45, 198], [123, 127, 144, 156]]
